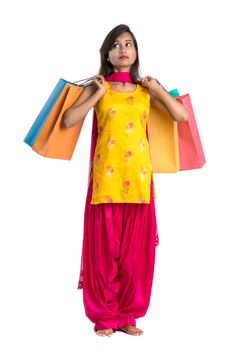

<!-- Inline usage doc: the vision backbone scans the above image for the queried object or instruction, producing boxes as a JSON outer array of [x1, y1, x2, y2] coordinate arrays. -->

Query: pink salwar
[[77, 174, 159, 331]]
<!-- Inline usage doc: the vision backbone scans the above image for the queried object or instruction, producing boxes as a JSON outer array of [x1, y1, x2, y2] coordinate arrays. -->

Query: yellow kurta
[[91, 80, 156, 204]]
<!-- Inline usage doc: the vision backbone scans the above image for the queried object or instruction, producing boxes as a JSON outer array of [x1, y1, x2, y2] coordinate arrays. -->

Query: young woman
[[62, 24, 188, 337]]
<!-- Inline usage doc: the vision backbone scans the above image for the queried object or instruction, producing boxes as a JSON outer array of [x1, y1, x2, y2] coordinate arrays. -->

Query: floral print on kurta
[[91, 80, 156, 204]]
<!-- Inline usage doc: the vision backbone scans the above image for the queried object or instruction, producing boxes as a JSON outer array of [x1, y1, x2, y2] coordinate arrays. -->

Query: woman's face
[[108, 32, 137, 72]]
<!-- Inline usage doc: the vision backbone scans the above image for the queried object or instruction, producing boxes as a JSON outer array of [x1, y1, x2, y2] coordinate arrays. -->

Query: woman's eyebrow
[[114, 39, 133, 43]]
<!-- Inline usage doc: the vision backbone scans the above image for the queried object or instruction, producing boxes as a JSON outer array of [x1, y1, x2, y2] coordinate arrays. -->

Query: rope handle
[[73, 75, 97, 87], [73, 75, 167, 91]]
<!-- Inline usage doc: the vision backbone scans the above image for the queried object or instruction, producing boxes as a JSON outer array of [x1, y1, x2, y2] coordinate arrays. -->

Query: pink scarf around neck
[[105, 71, 134, 83]]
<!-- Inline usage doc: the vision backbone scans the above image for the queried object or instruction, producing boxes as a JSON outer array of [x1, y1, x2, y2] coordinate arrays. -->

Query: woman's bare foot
[[119, 325, 144, 336], [95, 328, 113, 337]]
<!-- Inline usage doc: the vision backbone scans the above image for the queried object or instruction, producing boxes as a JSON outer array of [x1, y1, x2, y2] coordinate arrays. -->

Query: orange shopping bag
[[23, 78, 91, 160]]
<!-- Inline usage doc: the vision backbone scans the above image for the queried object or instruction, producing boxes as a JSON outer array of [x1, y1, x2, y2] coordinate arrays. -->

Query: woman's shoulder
[[137, 83, 150, 98], [137, 82, 148, 91]]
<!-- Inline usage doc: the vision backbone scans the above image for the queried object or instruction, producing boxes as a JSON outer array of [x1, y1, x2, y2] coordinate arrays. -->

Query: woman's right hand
[[93, 74, 106, 97]]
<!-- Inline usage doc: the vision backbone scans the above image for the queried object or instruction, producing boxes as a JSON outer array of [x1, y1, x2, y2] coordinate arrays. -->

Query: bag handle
[[73, 75, 168, 92], [73, 76, 97, 87]]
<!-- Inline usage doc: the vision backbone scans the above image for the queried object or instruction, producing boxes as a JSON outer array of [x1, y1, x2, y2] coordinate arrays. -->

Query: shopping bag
[[148, 88, 206, 172], [176, 92, 206, 170], [23, 78, 85, 160]]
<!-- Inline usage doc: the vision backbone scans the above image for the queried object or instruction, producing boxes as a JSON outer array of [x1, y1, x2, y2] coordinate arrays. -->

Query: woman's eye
[[113, 42, 132, 48]]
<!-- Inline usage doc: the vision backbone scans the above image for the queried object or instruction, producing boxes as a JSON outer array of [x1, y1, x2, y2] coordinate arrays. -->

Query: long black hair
[[98, 24, 142, 84]]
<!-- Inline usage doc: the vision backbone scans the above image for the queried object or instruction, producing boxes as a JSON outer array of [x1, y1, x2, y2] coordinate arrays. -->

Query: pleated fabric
[[77, 175, 159, 331]]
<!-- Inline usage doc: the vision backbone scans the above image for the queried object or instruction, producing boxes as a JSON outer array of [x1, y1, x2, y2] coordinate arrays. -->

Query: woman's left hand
[[141, 76, 163, 95]]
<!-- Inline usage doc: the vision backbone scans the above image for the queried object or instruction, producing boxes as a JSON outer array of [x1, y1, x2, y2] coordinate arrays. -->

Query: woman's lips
[[119, 56, 129, 60]]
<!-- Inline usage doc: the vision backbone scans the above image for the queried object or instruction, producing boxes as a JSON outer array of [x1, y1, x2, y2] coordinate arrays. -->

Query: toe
[[96, 328, 113, 337], [120, 325, 144, 336]]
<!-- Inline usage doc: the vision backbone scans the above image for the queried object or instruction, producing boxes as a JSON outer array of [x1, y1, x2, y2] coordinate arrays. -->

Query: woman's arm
[[150, 88, 189, 122], [62, 76, 106, 128], [62, 84, 103, 128], [142, 76, 189, 122]]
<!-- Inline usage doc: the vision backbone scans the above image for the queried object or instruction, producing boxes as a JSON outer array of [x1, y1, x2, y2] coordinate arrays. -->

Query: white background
[[1, 0, 233, 348]]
